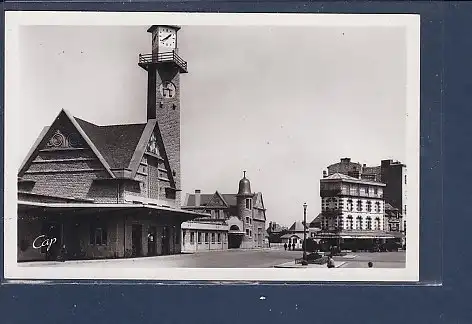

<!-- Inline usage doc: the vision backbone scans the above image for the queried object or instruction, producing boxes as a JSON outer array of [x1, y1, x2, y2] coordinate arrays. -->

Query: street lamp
[[303, 202, 308, 265]]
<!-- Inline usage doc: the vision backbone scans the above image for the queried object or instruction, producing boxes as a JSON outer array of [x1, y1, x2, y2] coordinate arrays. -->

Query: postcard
[[4, 11, 420, 281]]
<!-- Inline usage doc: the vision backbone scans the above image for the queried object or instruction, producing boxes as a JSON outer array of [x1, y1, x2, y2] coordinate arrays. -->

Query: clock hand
[[162, 34, 171, 41]]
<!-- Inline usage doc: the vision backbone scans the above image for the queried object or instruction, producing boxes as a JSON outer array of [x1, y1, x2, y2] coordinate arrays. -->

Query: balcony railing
[[138, 51, 188, 73]]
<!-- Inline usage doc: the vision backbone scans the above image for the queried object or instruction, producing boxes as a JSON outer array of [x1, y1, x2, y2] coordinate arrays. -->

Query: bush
[[312, 256, 328, 265], [307, 252, 323, 261]]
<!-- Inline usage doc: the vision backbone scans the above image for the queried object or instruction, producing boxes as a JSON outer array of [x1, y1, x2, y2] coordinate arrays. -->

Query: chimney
[[363, 164, 366, 168], [195, 189, 201, 207], [341, 158, 351, 163], [322, 170, 327, 178]]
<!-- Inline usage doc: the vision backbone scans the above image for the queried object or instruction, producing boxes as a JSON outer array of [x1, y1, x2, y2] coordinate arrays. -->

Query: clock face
[[158, 27, 176, 50], [159, 81, 176, 98]]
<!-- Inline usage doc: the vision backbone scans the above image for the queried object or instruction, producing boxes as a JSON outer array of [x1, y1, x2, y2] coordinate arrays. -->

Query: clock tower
[[139, 25, 188, 203]]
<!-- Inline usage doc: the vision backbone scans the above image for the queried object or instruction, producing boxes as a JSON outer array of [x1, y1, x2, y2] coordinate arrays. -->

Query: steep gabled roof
[[19, 109, 172, 181], [288, 221, 307, 232], [185, 194, 214, 207], [75, 117, 147, 170], [19, 109, 115, 178], [221, 194, 237, 207], [206, 191, 230, 208]]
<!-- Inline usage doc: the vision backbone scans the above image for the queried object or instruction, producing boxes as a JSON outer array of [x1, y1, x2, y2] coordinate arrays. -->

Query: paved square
[[20, 249, 406, 269]]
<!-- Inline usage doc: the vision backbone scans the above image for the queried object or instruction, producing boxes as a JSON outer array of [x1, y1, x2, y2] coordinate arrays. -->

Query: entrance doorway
[[67, 221, 82, 260], [132, 224, 143, 257], [161, 226, 171, 255], [228, 234, 243, 249], [147, 226, 157, 256]]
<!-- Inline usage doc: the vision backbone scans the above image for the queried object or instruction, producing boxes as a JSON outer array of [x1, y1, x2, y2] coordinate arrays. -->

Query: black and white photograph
[[4, 12, 420, 281]]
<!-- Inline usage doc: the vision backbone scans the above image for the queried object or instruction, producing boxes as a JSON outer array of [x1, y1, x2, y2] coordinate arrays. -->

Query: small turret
[[237, 171, 252, 196]]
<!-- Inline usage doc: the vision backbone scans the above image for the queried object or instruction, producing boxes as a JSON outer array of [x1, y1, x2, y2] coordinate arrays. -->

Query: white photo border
[[4, 11, 420, 282]]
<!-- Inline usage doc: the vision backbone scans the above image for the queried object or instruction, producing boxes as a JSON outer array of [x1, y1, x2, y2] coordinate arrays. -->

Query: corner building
[[17, 25, 202, 261]]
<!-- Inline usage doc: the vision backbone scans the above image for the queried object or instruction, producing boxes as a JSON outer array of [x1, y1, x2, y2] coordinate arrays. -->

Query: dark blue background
[[1, 1, 469, 323]]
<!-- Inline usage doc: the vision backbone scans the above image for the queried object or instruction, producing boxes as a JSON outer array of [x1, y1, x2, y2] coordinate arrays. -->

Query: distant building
[[384, 203, 403, 232], [379, 159, 407, 235], [315, 158, 406, 250], [181, 172, 267, 252], [319, 173, 386, 233], [280, 221, 308, 250], [326, 158, 407, 235], [266, 221, 288, 243]]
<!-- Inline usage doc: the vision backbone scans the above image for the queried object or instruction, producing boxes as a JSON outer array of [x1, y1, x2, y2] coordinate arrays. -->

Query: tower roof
[[147, 25, 181, 33], [237, 171, 252, 196]]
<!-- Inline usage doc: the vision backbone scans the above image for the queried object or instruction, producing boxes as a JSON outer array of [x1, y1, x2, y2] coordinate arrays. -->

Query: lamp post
[[303, 202, 308, 264]]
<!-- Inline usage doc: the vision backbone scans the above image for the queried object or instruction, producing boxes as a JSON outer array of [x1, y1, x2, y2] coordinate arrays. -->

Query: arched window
[[366, 217, 372, 230], [230, 225, 240, 231], [347, 215, 353, 230], [356, 200, 362, 211], [375, 201, 380, 213], [356, 216, 362, 230]]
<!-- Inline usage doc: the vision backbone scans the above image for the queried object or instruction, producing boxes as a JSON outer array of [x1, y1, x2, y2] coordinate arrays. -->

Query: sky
[[17, 25, 407, 227]]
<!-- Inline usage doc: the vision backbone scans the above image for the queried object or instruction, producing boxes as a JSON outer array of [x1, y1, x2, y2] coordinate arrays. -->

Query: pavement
[[273, 261, 346, 268], [337, 251, 406, 268], [18, 249, 406, 269]]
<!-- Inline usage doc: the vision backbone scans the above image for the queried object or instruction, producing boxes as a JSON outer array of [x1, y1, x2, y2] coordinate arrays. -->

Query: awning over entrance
[[18, 200, 203, 222]]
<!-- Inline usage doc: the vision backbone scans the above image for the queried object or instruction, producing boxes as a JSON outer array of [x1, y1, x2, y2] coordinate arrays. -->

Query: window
[[246, 198, 252, 210], [204, 233, 209, 243], [356, 200, 362, 211], [214, 210, 220, 219], [211, 233, 215, 243], [246, 229, 250, 236], [190, 232, 195, 244], [90, 224, 107, 246], [198, 232, 202, 244], [405, 175, 407, 185], [347, 199, 353, 211], [374, 187, 378, 195], [165, 188, 176, 200], [246, 217, 250, 224], [347, 215, 353, 230], [375, 217, 380, 230], [249, 218, 252, 225], [366, 217, 372, 230], [375, 201, 380, 213], [217, 233, 221, 242], [356, 216, 362, 230], [366, 201, 372, 212]]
